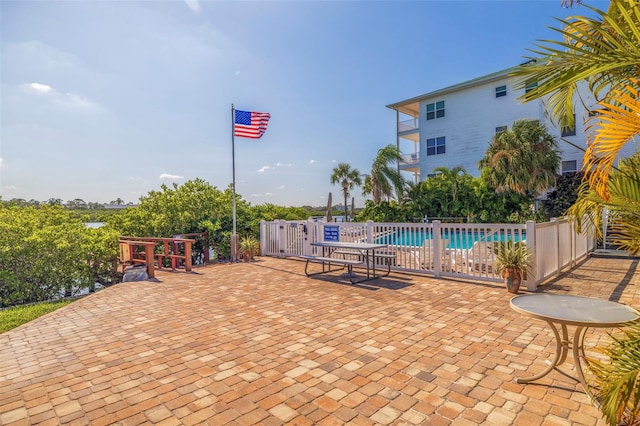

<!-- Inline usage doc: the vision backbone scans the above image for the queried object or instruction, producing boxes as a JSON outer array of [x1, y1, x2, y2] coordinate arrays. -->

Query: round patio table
[[510, 294, 640, 391]]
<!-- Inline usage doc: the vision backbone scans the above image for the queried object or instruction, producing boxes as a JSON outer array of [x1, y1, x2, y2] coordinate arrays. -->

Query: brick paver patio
[[1, 256, 638, 425]]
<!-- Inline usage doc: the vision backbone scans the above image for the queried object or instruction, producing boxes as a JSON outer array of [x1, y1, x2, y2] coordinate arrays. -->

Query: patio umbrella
[[326, 192, 333, 222], [350, 197, 355, 221]]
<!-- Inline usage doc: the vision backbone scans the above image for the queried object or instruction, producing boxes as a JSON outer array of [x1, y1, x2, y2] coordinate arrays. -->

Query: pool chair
[[462, 241, 496, 274], [412, 238, 449, 270]]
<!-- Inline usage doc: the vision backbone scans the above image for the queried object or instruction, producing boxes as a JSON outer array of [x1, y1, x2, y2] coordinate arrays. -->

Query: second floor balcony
[[398, 118, 419, 142]]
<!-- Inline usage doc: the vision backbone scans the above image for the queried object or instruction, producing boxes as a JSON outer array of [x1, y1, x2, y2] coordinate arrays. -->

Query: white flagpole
[[231, 104, 238, 261]]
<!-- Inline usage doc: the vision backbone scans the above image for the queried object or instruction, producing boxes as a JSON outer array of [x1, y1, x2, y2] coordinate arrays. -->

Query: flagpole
[[231, 104, 238, 262]]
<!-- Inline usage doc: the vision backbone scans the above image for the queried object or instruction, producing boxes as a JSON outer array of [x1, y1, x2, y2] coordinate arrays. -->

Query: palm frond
[[588, 322, 640, 426], [583, 78, 640, 198]]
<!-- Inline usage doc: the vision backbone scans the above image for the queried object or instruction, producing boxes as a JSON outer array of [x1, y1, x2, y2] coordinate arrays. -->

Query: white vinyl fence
[[260, 218, 596, 290]]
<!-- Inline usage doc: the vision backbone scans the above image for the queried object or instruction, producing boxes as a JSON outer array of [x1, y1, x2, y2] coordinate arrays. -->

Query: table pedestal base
[[516, 321, 590, 396]]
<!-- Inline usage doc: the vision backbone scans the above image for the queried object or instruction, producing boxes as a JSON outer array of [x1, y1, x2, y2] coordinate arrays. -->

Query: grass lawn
[[0, 300, 73, 333]]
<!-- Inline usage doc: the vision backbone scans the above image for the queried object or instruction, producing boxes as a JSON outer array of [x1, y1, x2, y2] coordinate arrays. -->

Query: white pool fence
[[259, 218, 596, 290]]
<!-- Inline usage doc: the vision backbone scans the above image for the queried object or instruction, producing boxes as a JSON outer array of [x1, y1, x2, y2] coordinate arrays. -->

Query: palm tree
[[512, 0, 640, 197], [330, 163, 362, 222], [567, 153, 640, 255], [588, 322, 640, 426], [362, 145, 406, 203], [478, 119, 560, 197]]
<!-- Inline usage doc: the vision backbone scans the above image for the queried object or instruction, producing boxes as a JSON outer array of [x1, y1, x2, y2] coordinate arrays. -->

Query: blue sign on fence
[[324, 225, 339, 242]]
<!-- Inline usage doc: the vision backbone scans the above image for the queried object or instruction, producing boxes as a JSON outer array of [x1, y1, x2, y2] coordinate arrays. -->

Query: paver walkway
[[1, 256, 638, 425]]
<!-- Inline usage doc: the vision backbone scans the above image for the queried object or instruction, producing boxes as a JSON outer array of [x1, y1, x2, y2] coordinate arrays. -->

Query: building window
[[426, 136, 446, 156], [426, 101, 445, 120], [495, 125, 507, 133], [561, 114, 577, 137], [495, 85, 507, 98], [525, 82, 537, 93], [562, 160, 577, 175]]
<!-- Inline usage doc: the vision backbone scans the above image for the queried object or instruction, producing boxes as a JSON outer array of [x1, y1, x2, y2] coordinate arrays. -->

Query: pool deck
[[1, 256, 639, 425]]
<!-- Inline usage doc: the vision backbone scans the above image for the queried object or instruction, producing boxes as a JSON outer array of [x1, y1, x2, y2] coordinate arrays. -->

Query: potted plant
[[239, 235, 260, 262], [494, 241, 532, 294]]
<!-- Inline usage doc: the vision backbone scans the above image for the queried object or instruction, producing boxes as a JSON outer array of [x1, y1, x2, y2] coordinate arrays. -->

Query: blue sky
[[0, 0, 603, 207]]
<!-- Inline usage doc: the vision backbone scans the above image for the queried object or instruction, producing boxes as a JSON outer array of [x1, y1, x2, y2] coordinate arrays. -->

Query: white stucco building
[[387, 64, 636, 183]]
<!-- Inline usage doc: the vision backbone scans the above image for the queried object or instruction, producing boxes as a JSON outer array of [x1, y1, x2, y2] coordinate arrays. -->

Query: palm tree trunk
[[343, 182, 349, 222]]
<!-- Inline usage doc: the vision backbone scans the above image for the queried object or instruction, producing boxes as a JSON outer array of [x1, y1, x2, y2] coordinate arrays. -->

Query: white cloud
[[28, 83, 52, 94], [257, 166, 270, 173], [265, 192, 272, 197], [0, 158, 3, 168], [55, 93, 102, 110], [309, 160, 315, 164], [128, 176, 144, 180], [275, 162, 292, 167], [279, 185, 285, 189], [4, 185, 17, 190], [159, 173, 184, 180], [331, 159, 337, 163], [22, 82, 103, 112], [184, 0, 201, 13]]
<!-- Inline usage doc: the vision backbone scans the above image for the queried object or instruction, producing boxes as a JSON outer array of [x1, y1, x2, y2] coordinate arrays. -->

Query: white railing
[[400, 153, 419, 165], [398, 118, 418, 132], [260, 218, 595, 290]]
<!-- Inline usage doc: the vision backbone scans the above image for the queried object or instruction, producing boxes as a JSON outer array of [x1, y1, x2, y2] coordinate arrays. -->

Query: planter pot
[[242, 252, 254, 262], [502, 268, 523, 294]]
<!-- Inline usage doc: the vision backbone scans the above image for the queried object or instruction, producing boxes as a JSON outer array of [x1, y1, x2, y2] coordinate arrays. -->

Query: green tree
[[362, 145, 406, 203], [0, 205, 102, 306], [542, 172, 584, 219], [512, 0, 640, 198], [330, 163, 362, 222], [108, 179, 242, 259], [479, 119, 560, 197], [567, 153, 640, 255]]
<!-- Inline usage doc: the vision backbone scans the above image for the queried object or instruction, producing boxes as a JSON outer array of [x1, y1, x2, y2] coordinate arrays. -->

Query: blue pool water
[[375, 230, 523, 250]]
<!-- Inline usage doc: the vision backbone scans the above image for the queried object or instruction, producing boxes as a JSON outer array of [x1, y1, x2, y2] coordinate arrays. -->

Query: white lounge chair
[[462, 241, 496, 274], [412, 238, 449, 270]]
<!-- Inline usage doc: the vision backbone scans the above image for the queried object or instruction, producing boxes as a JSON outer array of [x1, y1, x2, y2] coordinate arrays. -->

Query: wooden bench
[[119, 240, 156, 279]]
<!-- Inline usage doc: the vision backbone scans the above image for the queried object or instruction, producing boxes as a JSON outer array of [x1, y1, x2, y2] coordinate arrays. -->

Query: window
[[426, 101, 445, 120], [495, 125, 507, 133], [562, 160, 577, 175], [561, 114, 577, 137], [495, 85, 507, 98], [426, 136, 446, 156], [525, 82, 537, 93]]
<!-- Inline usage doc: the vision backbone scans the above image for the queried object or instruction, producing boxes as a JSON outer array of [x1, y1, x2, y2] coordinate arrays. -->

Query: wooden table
[[510, 294, 640, 392], [302, 241, 392, 283]]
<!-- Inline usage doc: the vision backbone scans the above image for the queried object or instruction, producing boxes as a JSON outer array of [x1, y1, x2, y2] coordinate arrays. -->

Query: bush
[[0, 205, 117, 307]]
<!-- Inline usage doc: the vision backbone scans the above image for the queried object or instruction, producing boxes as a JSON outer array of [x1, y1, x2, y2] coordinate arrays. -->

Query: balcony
[[400, 152, 420, 173], [398, 118, 419, 142], [399, 118, 418, 132]]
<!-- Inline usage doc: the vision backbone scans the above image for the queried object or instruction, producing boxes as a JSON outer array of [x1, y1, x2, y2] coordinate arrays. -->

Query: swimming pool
[[375, 229, 524, 250]]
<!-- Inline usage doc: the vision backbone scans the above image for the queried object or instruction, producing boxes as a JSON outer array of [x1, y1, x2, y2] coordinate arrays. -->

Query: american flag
[[234, 110, 271, 139]]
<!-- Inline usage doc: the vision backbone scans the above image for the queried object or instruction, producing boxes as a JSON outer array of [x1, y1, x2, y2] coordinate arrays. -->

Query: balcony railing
[[398, 118, 418, 133], [400, 153, 419, 165]]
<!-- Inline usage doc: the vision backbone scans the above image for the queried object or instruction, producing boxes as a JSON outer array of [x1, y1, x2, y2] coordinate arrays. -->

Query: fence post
[[366, 221, 374, 243], [278, 219, 287, 258], [304, 219, 314, 256], [260, 220, 266, 256], [553, 218, 561, 277], [433, 220, 442, 278], [525, 220, 536, 291]]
